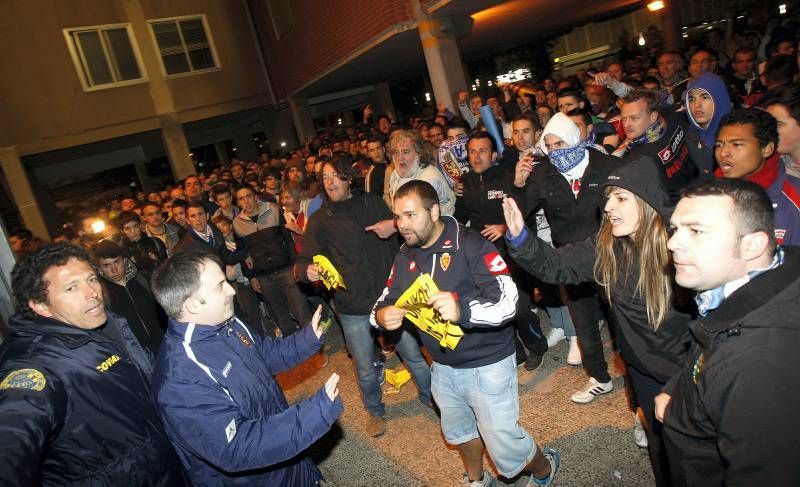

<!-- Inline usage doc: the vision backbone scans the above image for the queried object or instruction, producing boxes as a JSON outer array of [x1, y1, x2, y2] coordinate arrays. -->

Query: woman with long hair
[[503, 156, 695, 487]]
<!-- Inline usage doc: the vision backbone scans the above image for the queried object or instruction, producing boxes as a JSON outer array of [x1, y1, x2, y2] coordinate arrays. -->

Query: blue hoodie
[[684, 73, 732, 150]]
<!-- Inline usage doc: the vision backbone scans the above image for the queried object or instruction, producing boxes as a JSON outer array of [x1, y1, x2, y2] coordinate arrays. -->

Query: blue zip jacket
[[151, 316, 342, 486]]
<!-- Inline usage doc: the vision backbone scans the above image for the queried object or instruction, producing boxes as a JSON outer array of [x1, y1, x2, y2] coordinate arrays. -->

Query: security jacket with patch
[[0, 311, 186, 486]]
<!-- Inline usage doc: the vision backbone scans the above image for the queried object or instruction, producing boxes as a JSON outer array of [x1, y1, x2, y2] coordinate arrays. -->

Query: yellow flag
[[395, 273, 463, 350], [384, 366, 412, 393], [313, 255, 346, 290]]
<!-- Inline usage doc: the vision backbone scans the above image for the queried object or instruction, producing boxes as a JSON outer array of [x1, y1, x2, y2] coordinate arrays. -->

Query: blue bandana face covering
[[548, 142, 587, 174]]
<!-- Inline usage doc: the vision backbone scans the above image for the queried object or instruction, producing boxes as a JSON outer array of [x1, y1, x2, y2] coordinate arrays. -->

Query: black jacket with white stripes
[[371, 216, 518, 368]]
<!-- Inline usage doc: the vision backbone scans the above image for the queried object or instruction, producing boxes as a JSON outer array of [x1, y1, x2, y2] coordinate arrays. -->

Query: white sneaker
[[546, 327, 566, 348], [566, 337, 582, 365], [570, 377, 613, 404], [633, 412, 648, 448]]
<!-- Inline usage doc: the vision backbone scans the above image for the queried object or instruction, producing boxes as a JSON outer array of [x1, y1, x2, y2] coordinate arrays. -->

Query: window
[[267, 0, 294, 40], [149, 15, 219, 76], [64, 24, 147, 90]]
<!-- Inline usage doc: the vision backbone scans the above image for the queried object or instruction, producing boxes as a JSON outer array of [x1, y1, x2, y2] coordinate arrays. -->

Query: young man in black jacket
[[455, 131, 548, 370], [93, 240, 166, 354], [295, 155, 431, 438], [510, 112, 619, 403], [658, 179, 800, 485]]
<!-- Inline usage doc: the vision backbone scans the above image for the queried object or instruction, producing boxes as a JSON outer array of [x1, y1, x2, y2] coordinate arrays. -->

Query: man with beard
[[373, 180, 560, 487]]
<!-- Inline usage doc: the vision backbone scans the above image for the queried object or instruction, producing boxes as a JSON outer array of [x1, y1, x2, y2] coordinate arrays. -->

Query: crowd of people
[[2, 12, 800, 487]]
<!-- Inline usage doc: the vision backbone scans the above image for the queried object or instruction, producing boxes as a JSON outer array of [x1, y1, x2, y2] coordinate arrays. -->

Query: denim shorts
[[431, 354, 536, 478]]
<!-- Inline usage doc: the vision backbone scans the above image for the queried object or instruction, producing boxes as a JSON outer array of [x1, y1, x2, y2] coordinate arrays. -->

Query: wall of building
[[247, 0, 414, 99], [0, 0, 271, 156]]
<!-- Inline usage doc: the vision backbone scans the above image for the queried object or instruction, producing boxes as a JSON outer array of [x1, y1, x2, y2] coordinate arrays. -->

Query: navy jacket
[[663, 247, 800, 486], [0, 311, 185, 486], [371, 216, 518, 368], [152, 316, 342, 486]]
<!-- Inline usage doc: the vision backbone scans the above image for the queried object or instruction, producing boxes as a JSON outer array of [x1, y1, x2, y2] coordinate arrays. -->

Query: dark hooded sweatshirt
[[506, 156, 696, 383]]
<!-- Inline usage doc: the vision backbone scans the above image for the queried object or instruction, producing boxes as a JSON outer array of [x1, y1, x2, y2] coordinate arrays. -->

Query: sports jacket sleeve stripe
[[458, 236, 518, 328]]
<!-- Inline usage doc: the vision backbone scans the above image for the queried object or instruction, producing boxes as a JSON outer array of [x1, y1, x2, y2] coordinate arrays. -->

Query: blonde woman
[[503, 156, 695, 487]]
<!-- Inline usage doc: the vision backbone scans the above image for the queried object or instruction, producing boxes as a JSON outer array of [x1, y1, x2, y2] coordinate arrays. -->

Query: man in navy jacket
[[0, 244, 185, 485], [150, 250, 342, 486]]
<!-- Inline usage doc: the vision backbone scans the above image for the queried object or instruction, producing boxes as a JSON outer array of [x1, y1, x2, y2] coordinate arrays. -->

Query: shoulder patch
[[0, 369, 46, 391], [483, 251, 509, 276]]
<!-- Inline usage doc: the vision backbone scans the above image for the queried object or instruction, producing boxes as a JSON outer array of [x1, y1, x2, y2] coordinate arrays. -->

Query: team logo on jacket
[[483, 252, 509, 276], [442, 239, 453, 249], [487, 190, 505, 200], [0, 369, 46, 391], [440, 253, 451, 272], [775, 228, 786, 245], [409, 261, 416, 272], [236, 331, 253, 348]]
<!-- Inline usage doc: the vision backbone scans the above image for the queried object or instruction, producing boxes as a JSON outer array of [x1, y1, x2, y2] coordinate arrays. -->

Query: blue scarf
[[549, 142, 587, 174]]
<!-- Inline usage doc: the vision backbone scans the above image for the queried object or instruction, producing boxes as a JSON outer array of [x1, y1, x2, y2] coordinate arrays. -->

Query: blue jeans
[[432, 354, 536, 478], [545, 304, 576, 337], [339, 314, 432, 417]]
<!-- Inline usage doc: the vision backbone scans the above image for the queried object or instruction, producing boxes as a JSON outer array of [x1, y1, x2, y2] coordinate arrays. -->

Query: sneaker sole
[[570, 385, 613, 404]]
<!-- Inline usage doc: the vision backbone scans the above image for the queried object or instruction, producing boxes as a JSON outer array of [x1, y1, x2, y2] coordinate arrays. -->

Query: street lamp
[[647, 0, 664, 11]]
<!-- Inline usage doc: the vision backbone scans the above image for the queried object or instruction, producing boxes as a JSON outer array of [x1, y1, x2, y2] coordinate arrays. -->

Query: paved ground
[[277, 319, 656, 487]]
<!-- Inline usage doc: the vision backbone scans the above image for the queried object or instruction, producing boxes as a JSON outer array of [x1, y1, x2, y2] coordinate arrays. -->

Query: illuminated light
[[471, 85, 477, 91], [189, 152, 194, 156], [647, 0, 664, 11], [475, 78, 481, 87], [337, 118, 342, 125], [638, 32, 646, 46], [779, 4, 786, 14], [487, 80, 493, 86], [280, 141, 287, 147], [554, 57, 560, 63], [496, 68, 532, 84], [682, 33, 688, 38], [424, 92, 431, 102], [233, 147, 238, 151], [737, 15, 745, 18], [90, 220, 105, 234]]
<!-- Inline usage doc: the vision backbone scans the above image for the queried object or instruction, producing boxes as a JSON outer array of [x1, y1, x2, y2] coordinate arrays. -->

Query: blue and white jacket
[[151, 317, 342, 486]]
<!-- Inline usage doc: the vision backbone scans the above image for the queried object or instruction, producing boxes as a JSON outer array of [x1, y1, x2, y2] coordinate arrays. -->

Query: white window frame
[[63, 23, 148, 92], [147, 14, 221, 78]]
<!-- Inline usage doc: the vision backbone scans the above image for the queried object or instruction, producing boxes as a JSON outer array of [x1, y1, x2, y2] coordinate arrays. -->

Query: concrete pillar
[[124, 0, 196, 180], [0, 146, 49, 240], [660, 2, 681, 51], [134, 162, 153, 194], [214, 142, 230, 165], [412, 2, 469, 113], [158, 114, 195, 180], [373, 82, 396, 120], [233, 132, 258, 161], [288, 97, 316, 147]]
